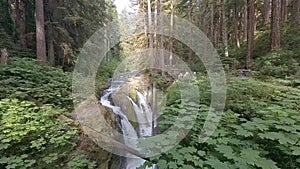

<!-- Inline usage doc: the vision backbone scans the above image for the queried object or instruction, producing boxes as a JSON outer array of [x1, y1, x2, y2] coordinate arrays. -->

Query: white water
[[128, 92, 152, 137], [99, 72, 156, 169]]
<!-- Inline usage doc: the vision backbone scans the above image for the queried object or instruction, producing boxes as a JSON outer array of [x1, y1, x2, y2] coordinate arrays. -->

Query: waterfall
[[99, 72, 156, 169], [127, 91, 153, 137]]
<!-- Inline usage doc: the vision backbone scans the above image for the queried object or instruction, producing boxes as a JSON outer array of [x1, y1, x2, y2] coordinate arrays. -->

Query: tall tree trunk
[[103, 29, 110, 62], [221, 0, 229, 57], [8, 0, 17, 41], [19, 0, 26, 48], [187, 1, 193, 63], [169, 0, 174, 66], [281, 0, 288, 23], [210, 0, 215, 46], [47, 24, 55, 65], [35, 0, 47, 64], [153, 0, 159, 68], [147, 0, 153, 48], [243, 0, 248, 41], [159, 0, 164, 71], [290, 0, 300, 27], [214, 0, 221, 48], [46, 0, 55, 65], [152, 0, 158, 131], [217, 0, 222, 48], [254, 3, 257, 32], [263, 0, 271, 26], [154, 0, 158, 49], [271, 0, 281, 50], [246, 0, 255, 69], [233, 0, 240, 48]]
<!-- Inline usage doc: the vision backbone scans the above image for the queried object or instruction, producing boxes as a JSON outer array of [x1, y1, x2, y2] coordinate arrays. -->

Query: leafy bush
[[141, 77, 300, 169], [0, 58, 73, 110], [94, 58, 121, 95], [229, 26, 300, 75], [0, 99, 78, 169], [255, 51, 300, 78], [67, 155, 96, 169], [281, 27, 300, 58]]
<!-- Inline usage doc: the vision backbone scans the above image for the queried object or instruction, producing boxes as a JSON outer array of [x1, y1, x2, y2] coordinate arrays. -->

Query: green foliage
[[166, 82, 181, 105], [0, 0, 119, 68], [228, 30, 272, 66], [95, 58, 121, 95], [0, 99, 78, 169], [0, 28, 34, 58], [281, 26, 300, 57], [96, 58, 121, 83], [255, 51, 300, 78], [140, 77, 300, 169], [0, 58, 73, 110], [45, 0, 119, 69], [167, 75, 211, 106], [0, 2, 13, 33], [229, 27, 300, 78], [67, 155, 96, 169]]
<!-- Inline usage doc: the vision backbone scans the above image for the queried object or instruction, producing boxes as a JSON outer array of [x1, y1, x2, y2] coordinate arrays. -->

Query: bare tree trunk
[[35, 0, 47, 64], [263, 0, 271, 26], [19, 0, 26, 48], [217, 0, 222, 48], [46, 0, 55, 65], [233, 0, 240, 48], [154, 0, 158, 49], [147, 0, 153, 51], [153, 0, 159, 68], [151, 82, 157, 134], [271, 0, 281, 50], [47, 24, 55, 65], [187, 1, 193, 63], [290, 0, 300, 27], [254, 3, 258, 32], [221, 0, 229, 57], [281, 0, 288, 23], [103, 29, 110, 62], [210, 0, 215, 46], [8, 0, 17, 41], [243, 0, 248, 41], [169, 0, 174, 66], [246, 0, 255, 69], [213, 0, 221, 48], [159, 0, 164, 72]]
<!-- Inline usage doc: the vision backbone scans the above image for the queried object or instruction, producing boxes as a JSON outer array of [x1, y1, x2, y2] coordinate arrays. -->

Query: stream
[[100, 71, 157, 169]]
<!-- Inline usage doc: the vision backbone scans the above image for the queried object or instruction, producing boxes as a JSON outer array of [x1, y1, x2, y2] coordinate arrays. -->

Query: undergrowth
[[0, 58, 73, 110], [140, 76, 300, 169]]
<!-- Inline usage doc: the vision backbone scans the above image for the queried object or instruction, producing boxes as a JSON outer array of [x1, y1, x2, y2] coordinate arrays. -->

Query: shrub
[[67, 155, 97, 169], [0, 58, 73, 110], [140, 77, 300, 169], [255, 51, 300, 78], [0, 99, 78, 169]]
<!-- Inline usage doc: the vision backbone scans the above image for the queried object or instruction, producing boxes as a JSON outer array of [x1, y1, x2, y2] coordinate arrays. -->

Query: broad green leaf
[[256, 158, 280, 169], [240, 148, 260, 165], [235, 127, 253, 137], [205, 158, 230, 169], [215, 145, 235, 160], [292, 147, 300, 156]]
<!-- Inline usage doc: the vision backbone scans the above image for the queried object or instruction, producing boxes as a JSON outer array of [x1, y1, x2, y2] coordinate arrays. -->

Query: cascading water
[[100, 71, 156, 169]]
